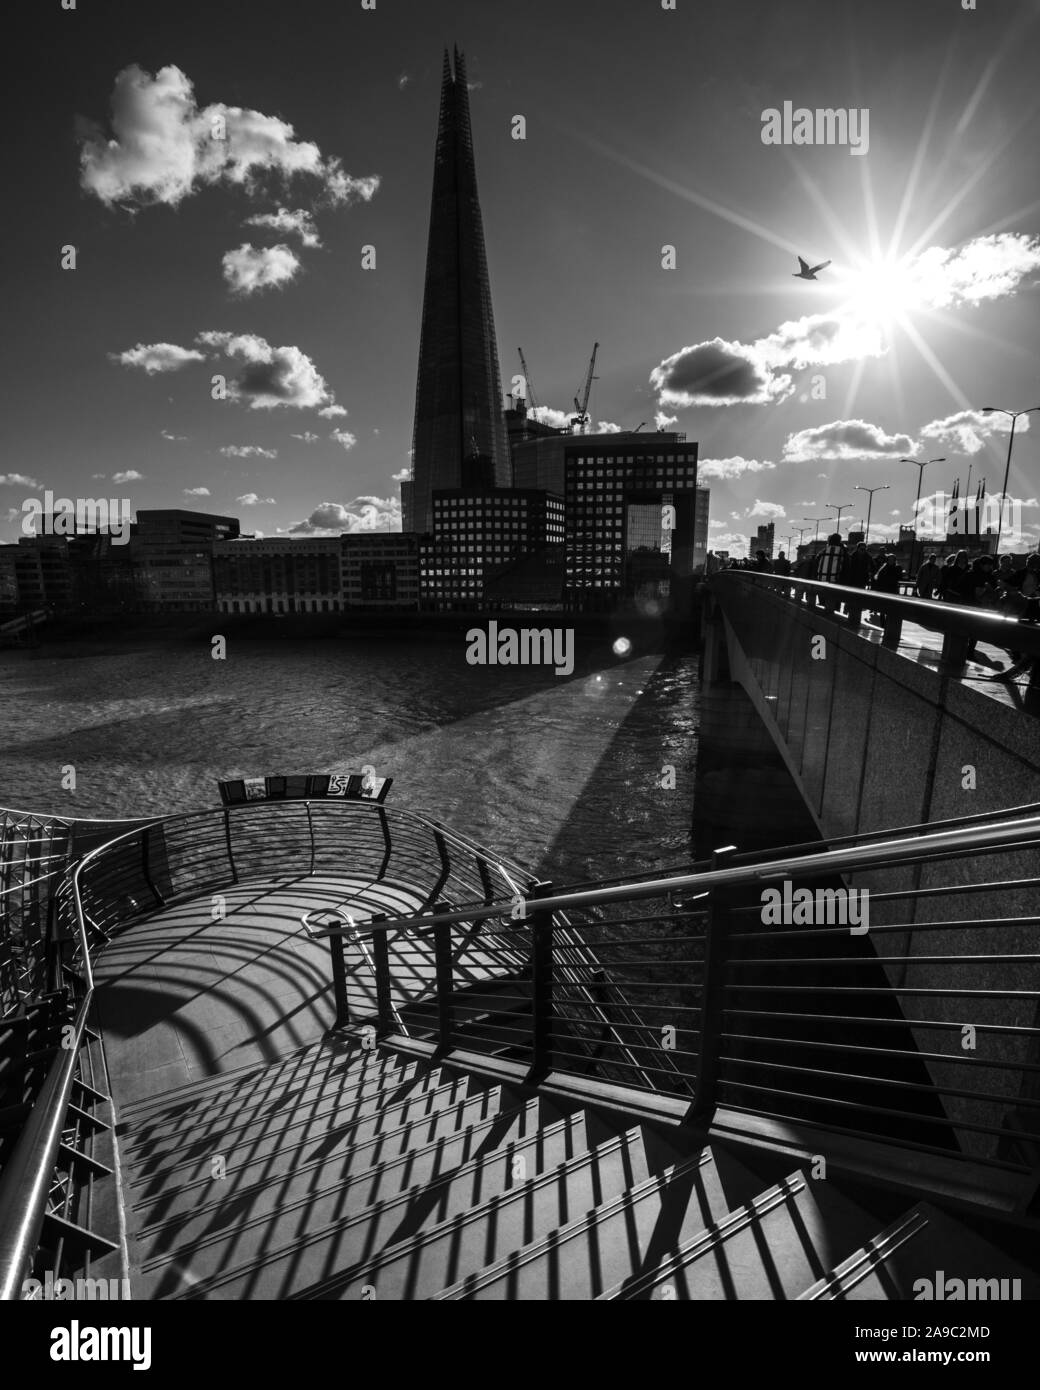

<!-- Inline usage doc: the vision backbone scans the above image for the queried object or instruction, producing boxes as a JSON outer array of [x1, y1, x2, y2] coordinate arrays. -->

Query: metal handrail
[[308, 813, 1040, 936], [712, 570, 1040, 655]]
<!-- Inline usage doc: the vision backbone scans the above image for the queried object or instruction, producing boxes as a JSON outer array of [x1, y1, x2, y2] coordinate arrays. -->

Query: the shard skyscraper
[[405, 47, 511, 535]]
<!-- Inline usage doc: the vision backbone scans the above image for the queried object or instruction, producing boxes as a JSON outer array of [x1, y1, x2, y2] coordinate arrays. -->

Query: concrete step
[[801, 1202, 1040, 1300], [129, 1092, 560, 1237], [117, 1045, 418, 1151], [133, 1106, 590, 1286], [124, 1071, 504, 1194], [164, 1122, 652, 1300], [437, 1141, 767, 1300], [594, 1171, 883, 1301]]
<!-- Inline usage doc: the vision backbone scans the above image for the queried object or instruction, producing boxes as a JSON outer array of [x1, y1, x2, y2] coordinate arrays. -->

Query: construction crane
[[571, 342, 599, 434], [516, 348, 539, 414]]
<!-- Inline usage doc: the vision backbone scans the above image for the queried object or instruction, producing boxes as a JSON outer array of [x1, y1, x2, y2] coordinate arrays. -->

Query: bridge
[[1, 765, 1038, 1301]]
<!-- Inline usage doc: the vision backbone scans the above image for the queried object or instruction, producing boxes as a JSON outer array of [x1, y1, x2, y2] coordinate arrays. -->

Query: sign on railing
[[217, 772, 393, 806]]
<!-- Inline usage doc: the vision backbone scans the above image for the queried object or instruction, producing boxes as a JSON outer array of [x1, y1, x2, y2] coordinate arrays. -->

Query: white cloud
[[183, 486, 210, 496], [244, 206, 321, 248], [289, 494, 401, 535], [219, 444, 278, 458], [329, 428, 358, 451], [654, 412, 679, 430], [236, 492, 276, 505], [318, 404, 347, 419], [291, 431, 320, 443], [651, 233, 1040, 414], [528, 405, 573, 430], [110, 342, 206, 374], [919, 408, 1026, 456], [160, 429, 188, 441], [198, 331, 330, 410], [697, 456, 777, 480], [746, 499, 786, 520], [112, 470, 142, 483], [0, 472, 44, 488], [595, 421, 622, 434], [782, 420, 916, 463], [908, 233, 1040, 309], [79, 64, 380, 210], [222, 243, 300, 296], [392, 467, 412, 482]]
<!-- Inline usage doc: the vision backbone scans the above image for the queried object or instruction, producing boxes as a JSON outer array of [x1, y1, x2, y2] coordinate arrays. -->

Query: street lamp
[[900, 456, 946, 575], [826, 502, 853, 533], [854, 484, 890, 547], [980, 407, 1040, 553]]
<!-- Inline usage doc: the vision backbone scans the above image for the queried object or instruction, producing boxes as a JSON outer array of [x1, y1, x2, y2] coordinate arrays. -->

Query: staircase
[[116, 1034, 1039, 1301]]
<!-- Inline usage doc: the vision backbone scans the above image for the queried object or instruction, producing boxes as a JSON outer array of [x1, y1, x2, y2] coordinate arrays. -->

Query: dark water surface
[[0, 636, 699, 887]]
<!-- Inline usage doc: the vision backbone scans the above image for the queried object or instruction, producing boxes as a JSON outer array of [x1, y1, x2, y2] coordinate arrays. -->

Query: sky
[[4, 0, 1040, 555]]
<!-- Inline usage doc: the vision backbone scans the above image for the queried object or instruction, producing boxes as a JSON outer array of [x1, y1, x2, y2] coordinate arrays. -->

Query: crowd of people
[[704, 536, 1040, 680]]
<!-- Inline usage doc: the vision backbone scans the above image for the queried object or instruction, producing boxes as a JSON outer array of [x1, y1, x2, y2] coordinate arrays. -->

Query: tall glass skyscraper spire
[[406, 47, 511, 535]]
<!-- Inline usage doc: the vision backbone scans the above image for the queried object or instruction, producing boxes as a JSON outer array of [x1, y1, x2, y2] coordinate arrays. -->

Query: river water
[[0, 636, 699, 888]]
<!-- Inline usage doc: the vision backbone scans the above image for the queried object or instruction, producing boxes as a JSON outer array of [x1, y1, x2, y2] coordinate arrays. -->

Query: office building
[[212, 537, 341, 614], [407, 47, 510, 533], [419, 488, 564, 610], [341, 533, 420, 609]]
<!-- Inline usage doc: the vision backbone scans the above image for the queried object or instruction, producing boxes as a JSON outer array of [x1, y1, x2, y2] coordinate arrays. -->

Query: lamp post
[[854, 484, 890, 547], [900, 456, 946, 576], [980, 407, 1040, 553], [826, 502, 853, 534], [803, 516, 829, 549]]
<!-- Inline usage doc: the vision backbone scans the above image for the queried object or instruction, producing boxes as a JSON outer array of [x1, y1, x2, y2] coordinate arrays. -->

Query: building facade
[[132, 510, 239, 611], [419, 488, 564, 610], [212, 537, 341, 614], [407, 47, 511, 534], [560, 432, 699, 612], [341, 533, 420, 609]]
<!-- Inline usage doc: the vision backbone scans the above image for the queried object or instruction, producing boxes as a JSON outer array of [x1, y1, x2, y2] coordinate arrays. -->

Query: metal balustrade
[[711, 569, 1040, 670]]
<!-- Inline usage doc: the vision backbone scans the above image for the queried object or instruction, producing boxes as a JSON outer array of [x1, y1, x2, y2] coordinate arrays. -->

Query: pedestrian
[[940, 550, 975, 606], [773, 552, 791, 576], [915, 552, 942, 600], [847, 542, 873, 588]]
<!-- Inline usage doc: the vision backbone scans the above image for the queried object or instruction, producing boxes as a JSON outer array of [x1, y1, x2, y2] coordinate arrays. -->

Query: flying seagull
[[793, 256, 831, 280]]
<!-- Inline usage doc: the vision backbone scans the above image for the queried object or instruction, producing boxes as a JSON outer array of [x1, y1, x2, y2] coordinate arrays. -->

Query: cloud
[[651, 337, 790, 408], [919, 408, 1027, 456], [318, 404, 347, 419], [244, 206, 321, 248], [596, 421, 622, 434], [527, 405, 573, 430], [0, 472, 44, 488], [746, 499, 786, 520], [219, 444, 278, 458], [236, 492, 276, 505], [112, 470, 142, 483], [329, 428, 358, 451], [79, 64, 380, 210], [392, 467, 412, 482], [291, 431, 320, 443], [654, 412, 679, 430], [110, 341, 206, 374], [782, 420, 916, 462], [696, 456, 777, 480], [183, 486, 211, 496], [160, 429, 188, 441], [198, 331, 330, 410], [222, 243, 300, 295], [908, 233, 1040, 309], [289, 494, 401, 535]]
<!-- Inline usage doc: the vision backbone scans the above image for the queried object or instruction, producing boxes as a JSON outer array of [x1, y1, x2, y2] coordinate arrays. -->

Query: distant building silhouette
[[407, 47, 510, 534]]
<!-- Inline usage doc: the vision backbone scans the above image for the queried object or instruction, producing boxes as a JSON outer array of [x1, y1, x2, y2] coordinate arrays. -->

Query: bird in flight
[[793, 256, 831, 280]]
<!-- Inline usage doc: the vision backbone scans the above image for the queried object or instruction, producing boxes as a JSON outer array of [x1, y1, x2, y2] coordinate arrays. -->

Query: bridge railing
[[710, 570, 1040, 669]]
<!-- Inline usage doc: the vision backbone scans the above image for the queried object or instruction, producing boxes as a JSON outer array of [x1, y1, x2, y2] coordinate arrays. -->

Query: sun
[[836, 254, 926, 327]]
